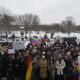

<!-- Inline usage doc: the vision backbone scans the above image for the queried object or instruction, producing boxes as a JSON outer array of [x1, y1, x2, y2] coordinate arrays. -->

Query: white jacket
[[78, 56, 80, 70], [56, 59, 66, 75]]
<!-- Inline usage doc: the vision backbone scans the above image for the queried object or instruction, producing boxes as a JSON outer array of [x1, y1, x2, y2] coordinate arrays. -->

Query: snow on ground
[[54, 32, 80, 39], [70, 33, 80, 39], [1, 31, 80, 40], [54, 32, 68, 38]]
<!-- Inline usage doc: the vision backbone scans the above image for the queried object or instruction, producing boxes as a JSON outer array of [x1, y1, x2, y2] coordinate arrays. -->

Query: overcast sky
[[0, 0, 80, 25]]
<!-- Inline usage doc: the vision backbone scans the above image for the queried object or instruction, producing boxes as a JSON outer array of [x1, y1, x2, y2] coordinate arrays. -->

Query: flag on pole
[[30, 36, 41, 47], [26, 55, 33, 80], [44, 33, 48, 40]]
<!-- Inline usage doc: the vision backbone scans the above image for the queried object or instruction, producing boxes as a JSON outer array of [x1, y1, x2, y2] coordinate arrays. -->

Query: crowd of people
[[0, 37, 80, 80]]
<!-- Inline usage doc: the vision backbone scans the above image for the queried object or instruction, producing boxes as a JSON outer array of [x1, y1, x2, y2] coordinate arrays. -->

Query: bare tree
[[14, 14, 40, 26], [32, 15, 40, 25], [0, 7, 14, 41], [0, 7, 14, 27], [61, 16, 76, 34]]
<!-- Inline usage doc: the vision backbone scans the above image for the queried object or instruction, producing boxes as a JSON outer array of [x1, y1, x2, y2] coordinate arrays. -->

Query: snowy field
[[1, 31, 80, 41], [54, 32, 80, 39], [10, 31, 80, 39]]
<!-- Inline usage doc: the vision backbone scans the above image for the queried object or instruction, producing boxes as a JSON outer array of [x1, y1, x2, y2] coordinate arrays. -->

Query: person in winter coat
[[48, 56, 56, 80], [0, 53, 3, 80], [2, 54, 8, 80], [56, 56, 66, 80], [14, 55, 20, 80], [72, 57, 79, 80], [39, 55, 48, 80], [7, 54, 15, 80]]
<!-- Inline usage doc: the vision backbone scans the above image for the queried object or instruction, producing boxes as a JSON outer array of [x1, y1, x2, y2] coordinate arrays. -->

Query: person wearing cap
[[39, 55, 48, 80]]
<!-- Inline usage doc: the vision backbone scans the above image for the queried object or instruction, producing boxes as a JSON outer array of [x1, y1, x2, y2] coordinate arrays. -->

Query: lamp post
[[20, 26, 25, 41]]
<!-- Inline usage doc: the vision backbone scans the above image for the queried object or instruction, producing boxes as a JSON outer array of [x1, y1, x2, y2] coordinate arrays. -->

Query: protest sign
[[8, 49, 15, 54], [13, 41, 25, 50]]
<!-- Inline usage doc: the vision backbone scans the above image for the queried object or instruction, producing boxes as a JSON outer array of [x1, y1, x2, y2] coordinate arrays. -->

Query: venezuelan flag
[[30, 36, 40, 47], [72, 65, 79, 80], [26, 55, 33, 80], [44, 33, 48, 40]]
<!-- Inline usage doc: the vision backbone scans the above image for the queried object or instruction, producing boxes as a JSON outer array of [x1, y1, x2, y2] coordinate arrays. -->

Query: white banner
[[13, 41, 25, 50], [8, 49, 15, 54]]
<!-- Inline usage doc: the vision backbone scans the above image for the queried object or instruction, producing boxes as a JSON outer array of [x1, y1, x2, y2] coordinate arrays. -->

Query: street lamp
[[20, 26, 25, 41]]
